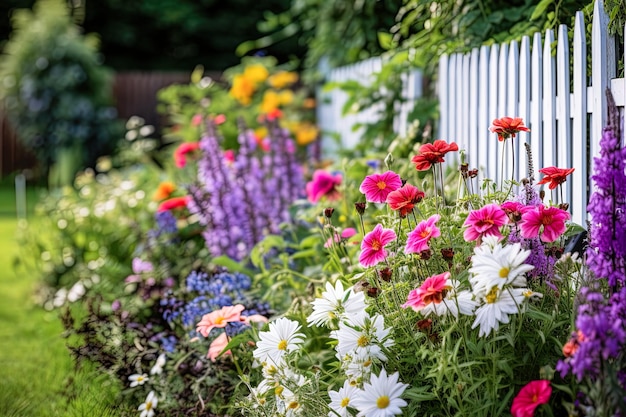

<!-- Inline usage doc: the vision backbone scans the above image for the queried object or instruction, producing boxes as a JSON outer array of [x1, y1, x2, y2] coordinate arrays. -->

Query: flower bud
[[378, 267, 393, 282], [354, 202, 366, 215], [366, 287, 380, 298], [323, 207, 335, 218]]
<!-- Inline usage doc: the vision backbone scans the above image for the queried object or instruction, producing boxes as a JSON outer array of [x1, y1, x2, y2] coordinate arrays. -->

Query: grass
[[0, 178, 122, 416]]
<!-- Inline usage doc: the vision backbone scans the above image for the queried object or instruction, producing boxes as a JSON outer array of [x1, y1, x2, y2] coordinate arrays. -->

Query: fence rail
[[438, 0, 625, 227]]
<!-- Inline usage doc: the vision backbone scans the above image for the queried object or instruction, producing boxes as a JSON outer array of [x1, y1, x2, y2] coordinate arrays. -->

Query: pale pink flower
[[405, 214, 441, 253], [359, 171, 402, 203], [306, 170, 342, 203], [359, 224, 397, 267], [207, 332, 231, 362], [520, 205, 570, 243], [324, 227, 357, 248], [196, 304, 245, 337], [463, 204, 508, 242]]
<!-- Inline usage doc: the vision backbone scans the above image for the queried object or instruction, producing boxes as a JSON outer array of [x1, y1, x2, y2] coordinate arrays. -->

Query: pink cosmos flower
[[359, 171, 402, 203], [463, 203, 508, 242], [405, 214, 441, 254], [501, 201, 526, 223], [196, 304, 246, 337], [402, 272, 450, 312], [306, 170, 342, 203], [174, 142, 201, 168], [511, 380, 551, 417], [157, 196, 189, 213], [359, 224, 397, 267], [324, 227, 357, 248], [386, 183, 425, 217], [520, 205, 570, 243], [207, 332, 231, 362]]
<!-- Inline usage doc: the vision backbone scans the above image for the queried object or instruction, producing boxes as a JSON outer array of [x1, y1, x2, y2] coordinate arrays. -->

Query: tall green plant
[[0, 0, 121, 186]]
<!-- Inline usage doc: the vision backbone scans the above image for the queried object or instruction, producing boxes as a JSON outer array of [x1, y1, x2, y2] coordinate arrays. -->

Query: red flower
[[174, 142, 201, 168], [489, 117, 530, 141], [411, 140, 459, 171], [157, 196, 189, 212], [511, 380, 551, 417], [386, 183, 425, 217], [537, 166, 575, 190]]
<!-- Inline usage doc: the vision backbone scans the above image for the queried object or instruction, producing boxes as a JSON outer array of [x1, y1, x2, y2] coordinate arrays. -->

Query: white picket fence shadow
[[438, 0, 625, 227], [317, 56, 423, 153]]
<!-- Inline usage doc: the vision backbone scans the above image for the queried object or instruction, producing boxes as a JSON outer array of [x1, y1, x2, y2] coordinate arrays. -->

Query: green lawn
[[0, 180, 121, 416]]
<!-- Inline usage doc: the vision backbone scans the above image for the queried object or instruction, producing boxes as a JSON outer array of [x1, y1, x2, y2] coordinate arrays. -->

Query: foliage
[[0, 0, 122, 185]]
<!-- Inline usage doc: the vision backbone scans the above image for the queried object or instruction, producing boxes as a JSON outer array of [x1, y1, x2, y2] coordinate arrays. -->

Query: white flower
[[472, 286, 526, 337], [253, 318, 305, 365], [469, 241, 533, 295], [128, 373, 149, 387], [150, 354, 166, 375], [138, 391, 158, 417], [339, 350, 374, 383], [351, 368, 408, 417], [421, 279, 477, 318], [328, 380, 360, 417], [307, 281, 367, 328], [331, 314, 393, 361]]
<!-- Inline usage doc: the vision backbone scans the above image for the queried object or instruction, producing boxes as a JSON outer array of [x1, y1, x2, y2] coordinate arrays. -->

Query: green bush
[[0, 0, 121, 185]]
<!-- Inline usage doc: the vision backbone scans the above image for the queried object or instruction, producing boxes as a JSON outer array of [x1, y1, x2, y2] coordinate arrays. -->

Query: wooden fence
[[438, 0, 625, 227], [0, 71, 192, 178]]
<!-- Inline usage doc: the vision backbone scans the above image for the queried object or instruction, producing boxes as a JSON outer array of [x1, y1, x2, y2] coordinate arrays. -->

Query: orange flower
[[537, 166, 575, 190], [229, 74, 256, 105], [157, 196, 189, 213], [489, 117, 530, 141], [153, 181, 176, 202], [411, 140, 459, 171]]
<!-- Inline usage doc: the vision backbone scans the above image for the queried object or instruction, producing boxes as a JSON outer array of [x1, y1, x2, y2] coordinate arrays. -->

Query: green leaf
[[377, 31, 394, 50], [210, 256, 254, 276], [530, 0, 553, 21]]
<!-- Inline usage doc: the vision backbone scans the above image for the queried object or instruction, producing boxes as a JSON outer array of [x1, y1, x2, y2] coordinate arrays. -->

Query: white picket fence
[[438, 0, 625, 227]]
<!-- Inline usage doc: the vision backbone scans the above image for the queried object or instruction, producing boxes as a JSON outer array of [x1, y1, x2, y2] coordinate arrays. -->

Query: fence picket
[[556, 24, 572, 206], [487, 44, 500, 183], [518, 36, 531, 180], [530, 32, 544, 182], [468, 48, 480, 176]]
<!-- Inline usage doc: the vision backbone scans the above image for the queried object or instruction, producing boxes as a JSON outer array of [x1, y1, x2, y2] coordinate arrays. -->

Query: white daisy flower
[[351, 368, 408, 417], [128, 373, 149, 387], [150, 353, 166, 375], [469, 241, 533, 295], [307, 281, 367, 328], [340, 350, 374, 383], [138, 391, 158, 417], [472, 286, 526, 337], [331, 314, 393, 361], [328, 380, 360, 417], [253, 318, 305, 366]]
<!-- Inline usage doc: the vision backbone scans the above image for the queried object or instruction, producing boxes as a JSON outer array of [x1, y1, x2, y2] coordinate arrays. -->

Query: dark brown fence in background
[[0, 71, 208, 178]]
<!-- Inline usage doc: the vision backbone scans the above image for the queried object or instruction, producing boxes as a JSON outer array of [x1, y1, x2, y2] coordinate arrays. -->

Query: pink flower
[[306, 170, 342, 202], [511, 380, 551, 417], [386, 183, 425, 217], [359, 224, 397, 267], [402, 272, 450, 311], [223, 149, 235, 165], [501, 201, 526, 223], [405, 214, 441, 254], [196, 304, 246, 337], [324, 227, 357, 248], [463, 203, 508, 242], [359, 171, 402, 203], [191, 114, 203, 127], [520, 205, 570, 243], [207, 332, 231, 362], [411, 140, 459, 171], [157, 196, 189, 213], [213, 114, 226, 125], [174, 142, 201, 168]]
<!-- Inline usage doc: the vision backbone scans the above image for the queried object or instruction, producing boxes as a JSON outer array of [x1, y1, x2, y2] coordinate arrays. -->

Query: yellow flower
[[243, 64, 269, 84], [229, 74, 255, 105], [278, 90, 294, 106], [254, 127, 268, 141], [261, 90, 280, 114], [268, 71, 298, 89], [294, 122, 319, 146]]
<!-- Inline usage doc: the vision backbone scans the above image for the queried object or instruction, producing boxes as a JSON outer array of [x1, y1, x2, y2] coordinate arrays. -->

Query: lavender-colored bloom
[[155, 210, 178, 234]]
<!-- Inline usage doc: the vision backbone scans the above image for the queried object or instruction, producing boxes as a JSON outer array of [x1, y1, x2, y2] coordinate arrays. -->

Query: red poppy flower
[[157, 196, 189, 212], [511, 380, 551, 417], [489, 117, 530, 141], [411, 140, 459, 171], [536, 166, 575, 190], [386, 183, 425, 217], [174, 142, 201, 168]]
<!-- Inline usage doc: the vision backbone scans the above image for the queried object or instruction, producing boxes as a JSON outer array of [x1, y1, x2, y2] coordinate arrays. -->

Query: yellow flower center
[[499, 267, 510, 278], [377, 395, 390, 409], [371, 240, 382, 251], [485, 287, 499, 304], [420, 228, 431, 238], [357, 335, 369, 347], [277, 340, 288, 350], [363, 359, 372, 367], [288, 401, 300, 409], [532, 394, 538, 402], [145, 401, 153, 411], [214, 316, 225, 325], [328, 311, 337, 319], [376, 181, 387, 190], [341, 397, 350, 407], [275, 386, 284, 397]]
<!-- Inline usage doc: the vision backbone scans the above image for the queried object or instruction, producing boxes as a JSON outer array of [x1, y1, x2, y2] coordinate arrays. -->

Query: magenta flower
[[463, 203, 508, 242], [405, 214, 441, 254], [359, 224, 397, 267], [520, 205, 570, 243], [306, 170, 342, 203], [511, 380, 551, 417], [359, 171, 402, 203]]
